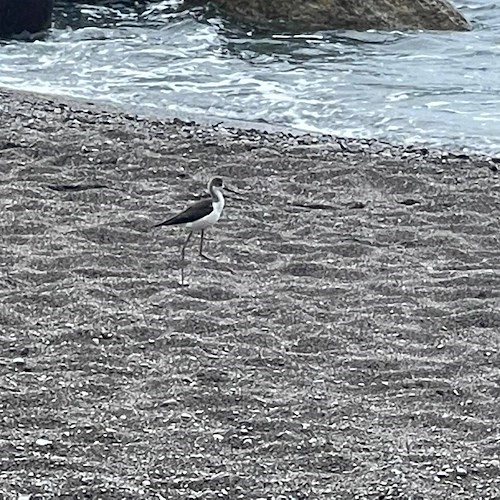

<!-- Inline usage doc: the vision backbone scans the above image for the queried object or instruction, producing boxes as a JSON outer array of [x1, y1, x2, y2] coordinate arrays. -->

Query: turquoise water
[[1, 1, 499, 154]]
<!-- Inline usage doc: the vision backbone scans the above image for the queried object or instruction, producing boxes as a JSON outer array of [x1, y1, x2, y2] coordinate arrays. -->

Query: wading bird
[[154, 177, 225, 285]]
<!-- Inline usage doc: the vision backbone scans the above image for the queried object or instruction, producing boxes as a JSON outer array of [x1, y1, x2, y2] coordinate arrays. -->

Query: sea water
[[0, 1, 499, 155]]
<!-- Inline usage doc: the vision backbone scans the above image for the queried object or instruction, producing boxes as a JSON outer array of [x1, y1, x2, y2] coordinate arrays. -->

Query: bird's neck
[[211, 187, 224, 210]]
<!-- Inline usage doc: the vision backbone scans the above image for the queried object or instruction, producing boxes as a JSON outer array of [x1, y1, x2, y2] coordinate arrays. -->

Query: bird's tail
[[153, 219, 175, 228]]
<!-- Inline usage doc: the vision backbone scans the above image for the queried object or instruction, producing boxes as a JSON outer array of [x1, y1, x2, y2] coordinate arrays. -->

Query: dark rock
[[208, 0, 471, 32], [0, 0, 53, 38]]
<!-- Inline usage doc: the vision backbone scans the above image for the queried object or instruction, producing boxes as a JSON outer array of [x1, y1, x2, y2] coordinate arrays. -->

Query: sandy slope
[[0, 88, 499, 499]]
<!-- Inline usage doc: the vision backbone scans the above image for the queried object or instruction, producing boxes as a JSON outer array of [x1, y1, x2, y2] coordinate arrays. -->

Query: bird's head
[[209, 177, 224, 191], [208, 177, 224, 193]]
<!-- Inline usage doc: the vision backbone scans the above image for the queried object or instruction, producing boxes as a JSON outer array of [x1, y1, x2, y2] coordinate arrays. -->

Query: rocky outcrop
[[0, 0, 53, 38], [207, 0, 471, 31]]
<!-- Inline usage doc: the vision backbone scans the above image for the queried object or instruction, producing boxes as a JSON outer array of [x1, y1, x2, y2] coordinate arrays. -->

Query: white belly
[[185, 197, 224, 231], [186, 209, 220, 231]]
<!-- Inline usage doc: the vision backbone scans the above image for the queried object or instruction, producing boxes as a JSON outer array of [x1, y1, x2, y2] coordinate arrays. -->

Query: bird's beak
[[224, 185, 240, 195], [223, 184, 245, 202]]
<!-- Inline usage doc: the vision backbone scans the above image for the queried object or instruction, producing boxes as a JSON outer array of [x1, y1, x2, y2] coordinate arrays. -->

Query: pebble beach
[[1, 87, 499, 498]]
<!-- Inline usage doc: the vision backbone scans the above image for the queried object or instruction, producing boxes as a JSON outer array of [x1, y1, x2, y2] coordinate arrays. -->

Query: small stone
[[35, 438, 53, 448], [159, 399, 177, 407]]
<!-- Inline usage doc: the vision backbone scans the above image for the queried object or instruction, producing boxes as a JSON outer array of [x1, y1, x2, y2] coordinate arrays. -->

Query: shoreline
[[3, 85, 499, 165]]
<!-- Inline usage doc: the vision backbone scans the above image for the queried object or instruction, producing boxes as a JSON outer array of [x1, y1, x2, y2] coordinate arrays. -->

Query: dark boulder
[[207, 0, 471, 31], [0, 0, 54, 38]]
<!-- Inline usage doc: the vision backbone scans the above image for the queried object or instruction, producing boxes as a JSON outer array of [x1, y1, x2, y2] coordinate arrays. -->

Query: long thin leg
[[199, 230, 204, 256], [180, 231, 193, 285], [199, 229, 216, 261]]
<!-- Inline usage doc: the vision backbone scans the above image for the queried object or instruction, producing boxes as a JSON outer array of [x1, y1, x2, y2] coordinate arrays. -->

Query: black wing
[[154, 198, 212, 227]]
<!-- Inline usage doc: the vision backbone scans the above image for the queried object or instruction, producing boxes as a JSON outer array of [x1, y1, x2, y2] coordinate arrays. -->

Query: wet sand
[[1, 87, 499, 498]]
